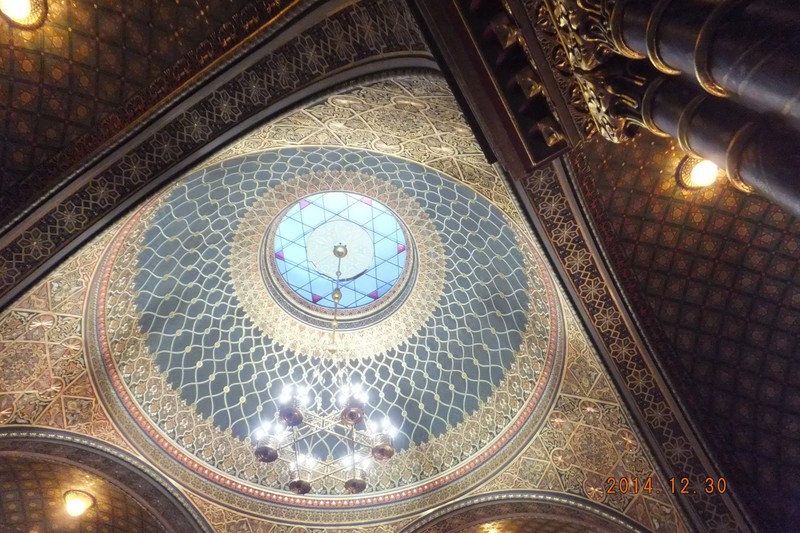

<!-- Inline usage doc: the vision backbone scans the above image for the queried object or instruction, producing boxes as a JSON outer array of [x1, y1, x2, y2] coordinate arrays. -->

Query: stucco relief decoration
[[0, 75, 710, 531], [0, 233, 127, 449]]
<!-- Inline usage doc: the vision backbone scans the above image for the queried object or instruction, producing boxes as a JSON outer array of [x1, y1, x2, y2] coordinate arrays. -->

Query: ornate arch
[[0, 428, 211, 533], [401, 491, 647, 532]]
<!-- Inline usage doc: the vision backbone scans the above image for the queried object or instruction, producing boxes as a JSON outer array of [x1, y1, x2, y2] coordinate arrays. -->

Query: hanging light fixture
[[0, 0, 47, 29], [254, 382, 397, 494], [253, 241, 399, 495], [368, 416, 399, 461], [676, 156, 721, 189], [63, 490, 95, 517]]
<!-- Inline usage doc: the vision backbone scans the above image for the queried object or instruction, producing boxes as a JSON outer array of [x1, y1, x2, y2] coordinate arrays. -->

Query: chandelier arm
[[350, 425, 356, 477], [291, 426, 301, 461], [291, 423, 333, 444]]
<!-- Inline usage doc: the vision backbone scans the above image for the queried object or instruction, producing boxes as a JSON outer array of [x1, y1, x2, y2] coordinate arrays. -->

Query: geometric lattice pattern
[[274, 192, 408, 309], [578, 134, 800, 531], [0, 455, 163, 532], [126, 147, 533, 468], [0, 232, 124, 444]]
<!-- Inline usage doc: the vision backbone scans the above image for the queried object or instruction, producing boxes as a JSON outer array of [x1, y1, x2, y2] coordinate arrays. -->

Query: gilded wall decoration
[[480, 298, 688, 532], [521, 160, 748, 530], [0, 72, 713, 532], [185, 491, 406, 533], [0, 230, 129, 451]]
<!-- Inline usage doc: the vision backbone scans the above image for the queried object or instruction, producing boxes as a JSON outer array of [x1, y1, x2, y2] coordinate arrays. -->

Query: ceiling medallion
[[266, 190, 414, 323], [230, 169, 445, 362]]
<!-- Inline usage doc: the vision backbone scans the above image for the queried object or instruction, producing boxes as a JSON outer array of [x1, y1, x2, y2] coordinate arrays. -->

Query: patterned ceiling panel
[[0, 0, 295, 226], [574, 134, 800, 531], [0, 454, 164, 532]]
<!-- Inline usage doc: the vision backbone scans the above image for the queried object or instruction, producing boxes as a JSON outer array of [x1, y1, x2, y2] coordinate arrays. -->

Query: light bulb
[[298, 386, 310, 406], [0, 0, 32, 22], [64, 490, 94, 517], [677, 156, 720, 189], [297, 454, 316, 470], [689, 159, 719, 187]]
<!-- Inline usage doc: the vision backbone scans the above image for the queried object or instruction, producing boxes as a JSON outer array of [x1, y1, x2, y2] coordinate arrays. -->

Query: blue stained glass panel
[[273, 192, 407, 309]]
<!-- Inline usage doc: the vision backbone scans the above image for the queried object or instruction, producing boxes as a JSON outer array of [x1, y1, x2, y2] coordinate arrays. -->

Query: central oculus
[[269, 191, 412, 315]]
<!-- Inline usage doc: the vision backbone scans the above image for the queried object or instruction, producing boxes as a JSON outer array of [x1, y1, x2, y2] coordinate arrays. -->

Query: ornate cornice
[[534, 0, 652, 142]]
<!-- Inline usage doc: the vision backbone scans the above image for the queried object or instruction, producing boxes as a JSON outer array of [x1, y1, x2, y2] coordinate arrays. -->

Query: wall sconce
[[64, 490, 95, 518], [676, 156, 721, 190], [0, 0, 47, 29]]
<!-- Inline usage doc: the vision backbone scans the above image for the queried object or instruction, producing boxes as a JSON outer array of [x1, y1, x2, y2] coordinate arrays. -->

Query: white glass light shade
[[689, 160, 719, 187], [0, 0, 46, 28], [0, 0, 31, 20], [677, 156, 720, 189], [64, 490, 95, 517]]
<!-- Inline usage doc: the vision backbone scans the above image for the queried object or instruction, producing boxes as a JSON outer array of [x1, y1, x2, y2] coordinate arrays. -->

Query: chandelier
[[253, 382, 398, 494], [252, 234, 399, 494]]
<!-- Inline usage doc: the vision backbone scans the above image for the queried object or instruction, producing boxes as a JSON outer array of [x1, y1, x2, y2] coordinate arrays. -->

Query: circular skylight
[[272, 192, 409, 310]]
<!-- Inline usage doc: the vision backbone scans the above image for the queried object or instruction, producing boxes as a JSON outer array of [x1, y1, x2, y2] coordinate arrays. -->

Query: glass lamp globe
[[0, 0, 47, 28], [677, 157, 720, 189], [64, 490, 95, 517]]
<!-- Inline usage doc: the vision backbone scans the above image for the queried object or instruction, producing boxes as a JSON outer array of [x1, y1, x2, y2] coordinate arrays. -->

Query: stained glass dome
[[272, 192, 409, 310]]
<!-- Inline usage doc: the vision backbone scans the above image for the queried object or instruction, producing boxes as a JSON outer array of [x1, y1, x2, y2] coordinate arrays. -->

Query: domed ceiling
[[1, 75, 696, 532], [87, 88, 563, 523]]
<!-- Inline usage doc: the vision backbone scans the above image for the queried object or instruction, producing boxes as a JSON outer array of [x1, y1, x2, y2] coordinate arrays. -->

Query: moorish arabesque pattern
[[0, 76, 693, 532]]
